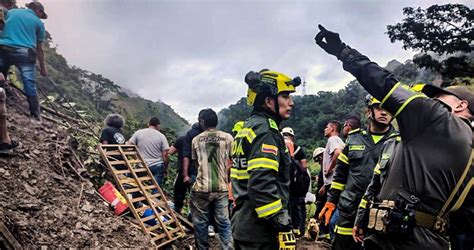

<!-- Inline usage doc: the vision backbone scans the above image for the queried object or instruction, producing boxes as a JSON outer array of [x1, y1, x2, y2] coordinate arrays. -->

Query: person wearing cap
[[315, 25, 473, 250], [318, 96, 396, 250], [0, 1, 47, 121], [231, 69, 300, 249]]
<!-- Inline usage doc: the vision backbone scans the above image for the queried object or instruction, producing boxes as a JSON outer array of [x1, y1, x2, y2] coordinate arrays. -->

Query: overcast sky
[[23, 0, 472, 122]]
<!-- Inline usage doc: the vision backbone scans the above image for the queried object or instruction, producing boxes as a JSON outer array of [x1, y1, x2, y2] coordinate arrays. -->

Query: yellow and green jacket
[[230, 110, 291, 243], [328, 126, 397, 235], [354, 133, 401, 227]]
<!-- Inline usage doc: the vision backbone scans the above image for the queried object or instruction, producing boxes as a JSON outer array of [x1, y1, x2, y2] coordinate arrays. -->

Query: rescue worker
[[352, 132, 401, 242], [231, 69, 300, 249], [315, 24, 473, 250], [319, 95, 396, 250]]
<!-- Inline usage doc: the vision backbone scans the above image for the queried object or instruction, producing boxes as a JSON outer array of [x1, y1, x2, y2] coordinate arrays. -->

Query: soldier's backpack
[[289, 155, 310, 197]]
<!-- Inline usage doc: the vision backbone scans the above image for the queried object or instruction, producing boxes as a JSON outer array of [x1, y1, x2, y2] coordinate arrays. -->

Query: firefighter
[[231, 69, 300, 249], [315, 24, 473, 250], [318, 94, 396, 250]]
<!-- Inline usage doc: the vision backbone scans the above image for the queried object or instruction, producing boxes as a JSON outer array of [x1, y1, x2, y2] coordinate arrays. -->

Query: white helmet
[[313, 147, 324, 159], [281, 127, 294, 137]]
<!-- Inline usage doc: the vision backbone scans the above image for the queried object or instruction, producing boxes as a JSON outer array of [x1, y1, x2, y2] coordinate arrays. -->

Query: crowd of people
[[0, 1, 472, 249]]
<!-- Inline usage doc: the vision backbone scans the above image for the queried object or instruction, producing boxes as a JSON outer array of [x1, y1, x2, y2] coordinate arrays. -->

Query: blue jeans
[[330, 208, 339, 239], [149, 163, 165, 193], [0, 46, 37, 97], [190, 191, 233, 250]]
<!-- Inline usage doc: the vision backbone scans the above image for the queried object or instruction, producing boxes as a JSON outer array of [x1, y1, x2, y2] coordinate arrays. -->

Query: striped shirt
[[191, 129, 233, 192]]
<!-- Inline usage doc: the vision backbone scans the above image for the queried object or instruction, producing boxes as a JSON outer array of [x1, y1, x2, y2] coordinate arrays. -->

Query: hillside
[[0, 89, 154, 248], [9, 33, 189, 138], [217, 57, 471, 155]]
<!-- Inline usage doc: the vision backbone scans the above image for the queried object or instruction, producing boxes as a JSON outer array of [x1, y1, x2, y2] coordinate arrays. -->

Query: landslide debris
[[0, 89, 153, 248]]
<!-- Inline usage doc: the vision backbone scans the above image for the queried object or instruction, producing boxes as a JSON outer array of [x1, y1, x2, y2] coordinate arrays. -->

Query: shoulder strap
[[294, 146, 301, 155], [438, 148, 474, 218]]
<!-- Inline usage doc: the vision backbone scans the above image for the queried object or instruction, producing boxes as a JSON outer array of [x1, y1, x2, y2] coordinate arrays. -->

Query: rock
[[0, 167, 6, 174], [32, 149, 41, 155], [2, 170, 10, 178], [24, 183, 38, 195], [81, 202, 94, 213], [21, 169, 29, 179]]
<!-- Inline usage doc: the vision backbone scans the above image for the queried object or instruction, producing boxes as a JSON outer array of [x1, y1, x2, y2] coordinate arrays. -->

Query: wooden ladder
[[98, 144, 185, 247]]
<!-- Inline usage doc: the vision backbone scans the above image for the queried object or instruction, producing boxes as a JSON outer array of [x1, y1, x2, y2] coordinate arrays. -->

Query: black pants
[[289, 196, 306, 234], [316, 184, 330, 237], [173, 172, 191, 213]]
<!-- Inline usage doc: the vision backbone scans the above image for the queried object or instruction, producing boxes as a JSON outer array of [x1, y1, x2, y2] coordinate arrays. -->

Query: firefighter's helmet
[[245, 69, 301, 106]]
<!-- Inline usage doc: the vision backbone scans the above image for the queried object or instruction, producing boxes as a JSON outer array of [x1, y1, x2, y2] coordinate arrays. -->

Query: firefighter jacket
[[327, 126, 397, 235], [338, 46, 473, 249], [354, 133, 401, 227], [230, 109, 291, 243]]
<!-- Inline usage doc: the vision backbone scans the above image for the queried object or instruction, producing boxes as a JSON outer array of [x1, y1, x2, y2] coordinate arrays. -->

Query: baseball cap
[[27, 1, 47, 19], [422, 84, 474, 114]]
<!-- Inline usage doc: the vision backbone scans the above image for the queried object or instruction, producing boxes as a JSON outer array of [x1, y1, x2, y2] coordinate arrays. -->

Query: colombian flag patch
[[261, 144, 278, 155]]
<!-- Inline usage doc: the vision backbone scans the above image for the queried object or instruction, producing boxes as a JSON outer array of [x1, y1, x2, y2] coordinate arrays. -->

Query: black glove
[[315, 24, 346, 58], [270, 210, 292, 232]]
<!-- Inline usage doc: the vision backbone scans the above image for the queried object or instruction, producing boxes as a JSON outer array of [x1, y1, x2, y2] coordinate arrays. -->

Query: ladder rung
[[151, 232, 167, 242], [146, 223, 162, 233], [136, 205, 151, 213], [120, 178, 137, 184], [110, 160, 126, 165], [104, 150, 121, 156], [124, 187, 140, 193], [142, 185, 157, 191], [128, 159, 142, 164], [123, 151, 138, 155], [141, 214, 156, 223], [113, 169, 130, 174], [137, 176, 153, 182], [132, 168, 148, 173], [130, 196, 147, 203], [150, 193, 162, 199]]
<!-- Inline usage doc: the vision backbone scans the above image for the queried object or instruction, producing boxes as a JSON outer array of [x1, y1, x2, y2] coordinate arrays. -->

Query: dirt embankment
[[0, 89, 153, 248]]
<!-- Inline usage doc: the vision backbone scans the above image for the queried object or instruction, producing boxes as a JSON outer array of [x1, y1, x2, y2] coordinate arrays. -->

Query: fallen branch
[[77, 182, 85, 208]]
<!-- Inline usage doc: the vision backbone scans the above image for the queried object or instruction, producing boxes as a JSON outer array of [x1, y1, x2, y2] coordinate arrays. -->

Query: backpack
[[289, 155, 310, 197]]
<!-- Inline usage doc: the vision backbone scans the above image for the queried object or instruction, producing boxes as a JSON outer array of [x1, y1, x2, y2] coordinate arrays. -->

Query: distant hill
[[217, 57, 469, 155], [11, 34, 189, 138]]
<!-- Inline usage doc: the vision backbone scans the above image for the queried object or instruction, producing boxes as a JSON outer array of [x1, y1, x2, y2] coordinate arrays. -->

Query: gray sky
[[26, 0, 471, 122]]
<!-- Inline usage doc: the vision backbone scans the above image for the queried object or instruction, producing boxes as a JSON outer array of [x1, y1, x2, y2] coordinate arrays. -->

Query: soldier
[[231, 69, 301, 249], [319, 95, 396, 250], [315, 25, 473, 250]]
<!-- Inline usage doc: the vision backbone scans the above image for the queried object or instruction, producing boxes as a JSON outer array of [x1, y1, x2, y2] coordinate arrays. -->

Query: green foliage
[[386, 4, 473, 54], [386, 4, 473, 86]]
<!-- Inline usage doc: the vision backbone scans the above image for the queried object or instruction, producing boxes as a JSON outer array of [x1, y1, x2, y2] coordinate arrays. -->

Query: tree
[[386, 4, 473, 86]]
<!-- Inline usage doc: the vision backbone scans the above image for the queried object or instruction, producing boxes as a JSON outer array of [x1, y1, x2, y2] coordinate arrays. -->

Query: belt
[[415, 211, 447, 234]]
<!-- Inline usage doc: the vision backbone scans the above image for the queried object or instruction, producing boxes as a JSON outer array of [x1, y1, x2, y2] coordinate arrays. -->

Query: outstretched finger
[[318, 24, 327, 32]]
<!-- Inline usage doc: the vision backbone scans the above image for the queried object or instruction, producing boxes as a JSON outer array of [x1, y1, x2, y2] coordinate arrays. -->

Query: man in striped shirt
[[190, 108, 234, 250]]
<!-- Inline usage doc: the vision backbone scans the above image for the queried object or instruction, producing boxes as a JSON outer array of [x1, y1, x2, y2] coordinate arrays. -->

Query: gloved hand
[[278, 231, 296, 249], [318, 201, 336, 226], [315, 24, 346, 58], [270, 209, 292, 232]]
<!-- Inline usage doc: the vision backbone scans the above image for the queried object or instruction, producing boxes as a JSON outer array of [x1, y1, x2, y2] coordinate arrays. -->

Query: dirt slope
[[0, 88, 153, 248]]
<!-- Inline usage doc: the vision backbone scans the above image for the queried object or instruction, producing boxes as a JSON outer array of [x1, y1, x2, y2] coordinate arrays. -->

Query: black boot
[[26, 95, 42, 121]]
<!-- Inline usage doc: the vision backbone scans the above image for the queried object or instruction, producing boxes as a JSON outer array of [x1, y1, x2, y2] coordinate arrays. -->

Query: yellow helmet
[[245, 69, 301, 106], [232, 121, 244, 133], [365, 94, 381, 107]]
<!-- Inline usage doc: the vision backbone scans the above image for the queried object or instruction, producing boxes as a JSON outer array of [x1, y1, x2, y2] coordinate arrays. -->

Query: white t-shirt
[[322, 135, 345, 185], [129, 128, 169, 166]]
